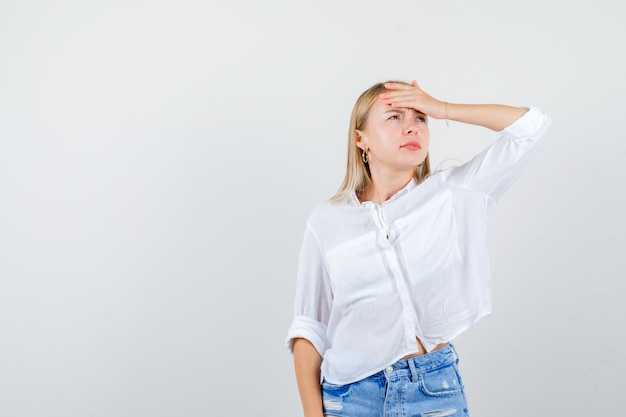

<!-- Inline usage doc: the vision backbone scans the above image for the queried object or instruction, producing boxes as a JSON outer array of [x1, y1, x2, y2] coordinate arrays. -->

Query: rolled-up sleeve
[[445, 106, 552, 201], [285, 223, 332, 357]]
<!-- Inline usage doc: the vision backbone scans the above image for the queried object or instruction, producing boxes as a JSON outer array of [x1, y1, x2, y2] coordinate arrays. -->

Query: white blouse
[[285, 107, 552, 385]]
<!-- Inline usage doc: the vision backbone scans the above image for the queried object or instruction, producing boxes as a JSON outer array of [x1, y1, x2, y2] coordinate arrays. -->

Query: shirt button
[[386, 366, 393, 372]]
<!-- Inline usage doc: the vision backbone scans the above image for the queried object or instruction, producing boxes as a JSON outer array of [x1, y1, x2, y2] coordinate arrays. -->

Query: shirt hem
[[322, 309, 493, 386]]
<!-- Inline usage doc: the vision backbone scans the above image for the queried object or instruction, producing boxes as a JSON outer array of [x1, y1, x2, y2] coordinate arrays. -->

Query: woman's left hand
[[380, 80, 446, 120]]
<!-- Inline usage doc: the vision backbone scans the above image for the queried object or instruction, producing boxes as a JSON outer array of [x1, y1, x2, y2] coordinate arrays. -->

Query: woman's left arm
[[381, 81, 528, 131]]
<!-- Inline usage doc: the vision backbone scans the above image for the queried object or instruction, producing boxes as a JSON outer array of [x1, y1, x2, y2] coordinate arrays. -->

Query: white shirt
[[285, 107, 551, 385]]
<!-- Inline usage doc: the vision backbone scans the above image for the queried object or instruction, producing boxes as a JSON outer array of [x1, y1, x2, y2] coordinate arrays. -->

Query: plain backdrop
[[1, 1, 624, 416]]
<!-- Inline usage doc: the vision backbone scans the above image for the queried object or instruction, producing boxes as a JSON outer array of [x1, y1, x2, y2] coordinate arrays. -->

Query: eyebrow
[[384, 108, 426, 116]]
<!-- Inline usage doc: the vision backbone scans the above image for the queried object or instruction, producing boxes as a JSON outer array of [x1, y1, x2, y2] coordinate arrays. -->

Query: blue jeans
[[321, 344, 469, 417]]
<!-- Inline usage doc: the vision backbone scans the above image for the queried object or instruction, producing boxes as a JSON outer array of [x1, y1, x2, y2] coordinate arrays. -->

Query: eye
[[388, 115, 400, 120], [417, 116, 427, 123]]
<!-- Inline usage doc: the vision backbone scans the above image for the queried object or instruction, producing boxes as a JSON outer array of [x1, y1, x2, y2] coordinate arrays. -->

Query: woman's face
[[356, 97, 430, 172]]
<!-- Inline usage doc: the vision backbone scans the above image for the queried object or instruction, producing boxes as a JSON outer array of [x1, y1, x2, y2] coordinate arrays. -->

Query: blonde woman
[[286, 80, 551, 417]]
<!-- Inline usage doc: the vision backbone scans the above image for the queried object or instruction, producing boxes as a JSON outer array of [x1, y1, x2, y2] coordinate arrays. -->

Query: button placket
[[374, 205, 419, 353]]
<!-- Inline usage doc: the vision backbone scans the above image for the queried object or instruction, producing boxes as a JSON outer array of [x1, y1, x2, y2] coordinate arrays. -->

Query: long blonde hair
[[330, 81, 431, 203]]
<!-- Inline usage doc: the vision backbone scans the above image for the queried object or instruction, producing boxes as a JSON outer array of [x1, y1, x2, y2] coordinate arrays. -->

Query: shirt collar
[[349, 178, 417, 207]]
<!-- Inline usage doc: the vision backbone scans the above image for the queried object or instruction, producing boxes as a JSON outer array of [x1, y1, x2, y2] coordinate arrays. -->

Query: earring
[[361, 149, 368, 163]]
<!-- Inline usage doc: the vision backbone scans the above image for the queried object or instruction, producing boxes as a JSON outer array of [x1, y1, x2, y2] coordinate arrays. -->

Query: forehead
[[369, 97, 424, 117], [369, 96, 391, 113]]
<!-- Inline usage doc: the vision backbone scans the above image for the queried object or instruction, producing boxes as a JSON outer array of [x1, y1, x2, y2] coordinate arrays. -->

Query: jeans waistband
[[383, 344, 458, 378]]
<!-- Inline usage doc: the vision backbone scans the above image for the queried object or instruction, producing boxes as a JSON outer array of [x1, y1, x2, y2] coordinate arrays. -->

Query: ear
[[355, 129, 368, 151]]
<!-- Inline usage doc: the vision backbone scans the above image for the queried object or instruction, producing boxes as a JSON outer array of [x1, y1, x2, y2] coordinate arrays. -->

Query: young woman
[[285, 80, 551, 417]]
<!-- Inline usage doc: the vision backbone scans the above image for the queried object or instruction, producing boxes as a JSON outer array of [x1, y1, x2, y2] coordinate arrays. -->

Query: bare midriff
[[401, 337, 449, 359]]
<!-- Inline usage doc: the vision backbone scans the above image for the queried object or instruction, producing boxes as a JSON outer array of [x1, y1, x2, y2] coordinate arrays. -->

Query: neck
[[361, 168, 415, 204]]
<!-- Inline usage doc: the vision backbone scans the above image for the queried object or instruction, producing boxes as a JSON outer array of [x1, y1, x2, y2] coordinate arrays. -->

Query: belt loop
[[407, 359, 419, 383], [450, 343, 459, 363]]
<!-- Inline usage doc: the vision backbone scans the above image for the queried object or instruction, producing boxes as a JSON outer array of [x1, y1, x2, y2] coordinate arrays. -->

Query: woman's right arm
[[286, 221, 333, 417], [293, 338, 324, 417]]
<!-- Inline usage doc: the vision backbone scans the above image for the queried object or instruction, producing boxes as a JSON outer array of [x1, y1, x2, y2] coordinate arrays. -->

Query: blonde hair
[[330, 81, 431, 203]]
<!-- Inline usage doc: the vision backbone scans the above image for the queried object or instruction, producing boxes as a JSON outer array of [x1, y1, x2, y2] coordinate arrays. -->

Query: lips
[[400, 141, 421, 151]]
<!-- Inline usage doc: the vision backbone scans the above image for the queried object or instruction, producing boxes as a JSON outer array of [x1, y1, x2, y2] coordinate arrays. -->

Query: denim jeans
[[321, 344, 469, 417]]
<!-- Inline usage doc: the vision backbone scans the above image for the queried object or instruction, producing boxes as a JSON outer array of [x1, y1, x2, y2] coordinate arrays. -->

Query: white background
[[1, 1, 624, 416]]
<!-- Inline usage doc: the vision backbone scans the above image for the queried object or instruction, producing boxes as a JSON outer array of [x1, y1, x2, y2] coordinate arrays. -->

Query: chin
[[407, 157, 427, 167]]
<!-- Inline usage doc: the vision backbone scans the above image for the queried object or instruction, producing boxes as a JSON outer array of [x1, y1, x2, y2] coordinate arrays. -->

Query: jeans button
[[386, 366, 393, 372]]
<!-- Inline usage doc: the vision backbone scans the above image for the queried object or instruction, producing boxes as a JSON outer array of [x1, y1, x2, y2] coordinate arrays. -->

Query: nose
[[404, 119, 420, 135]]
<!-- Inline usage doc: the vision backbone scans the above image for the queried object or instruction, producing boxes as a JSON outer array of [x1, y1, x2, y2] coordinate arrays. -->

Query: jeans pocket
[[419, 363, 464, 397], [321, 378, 353, 395], [321, 379, 353, 416]]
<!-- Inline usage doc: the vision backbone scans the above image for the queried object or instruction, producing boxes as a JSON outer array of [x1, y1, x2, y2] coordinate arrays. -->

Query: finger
[[384, 100, 421, 108], [380, 88, 418, 98], [384, 81, 421, 91], [380, 90, 419, 102], [380, 94, 420, 105], [384, 82, 413, 91]]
